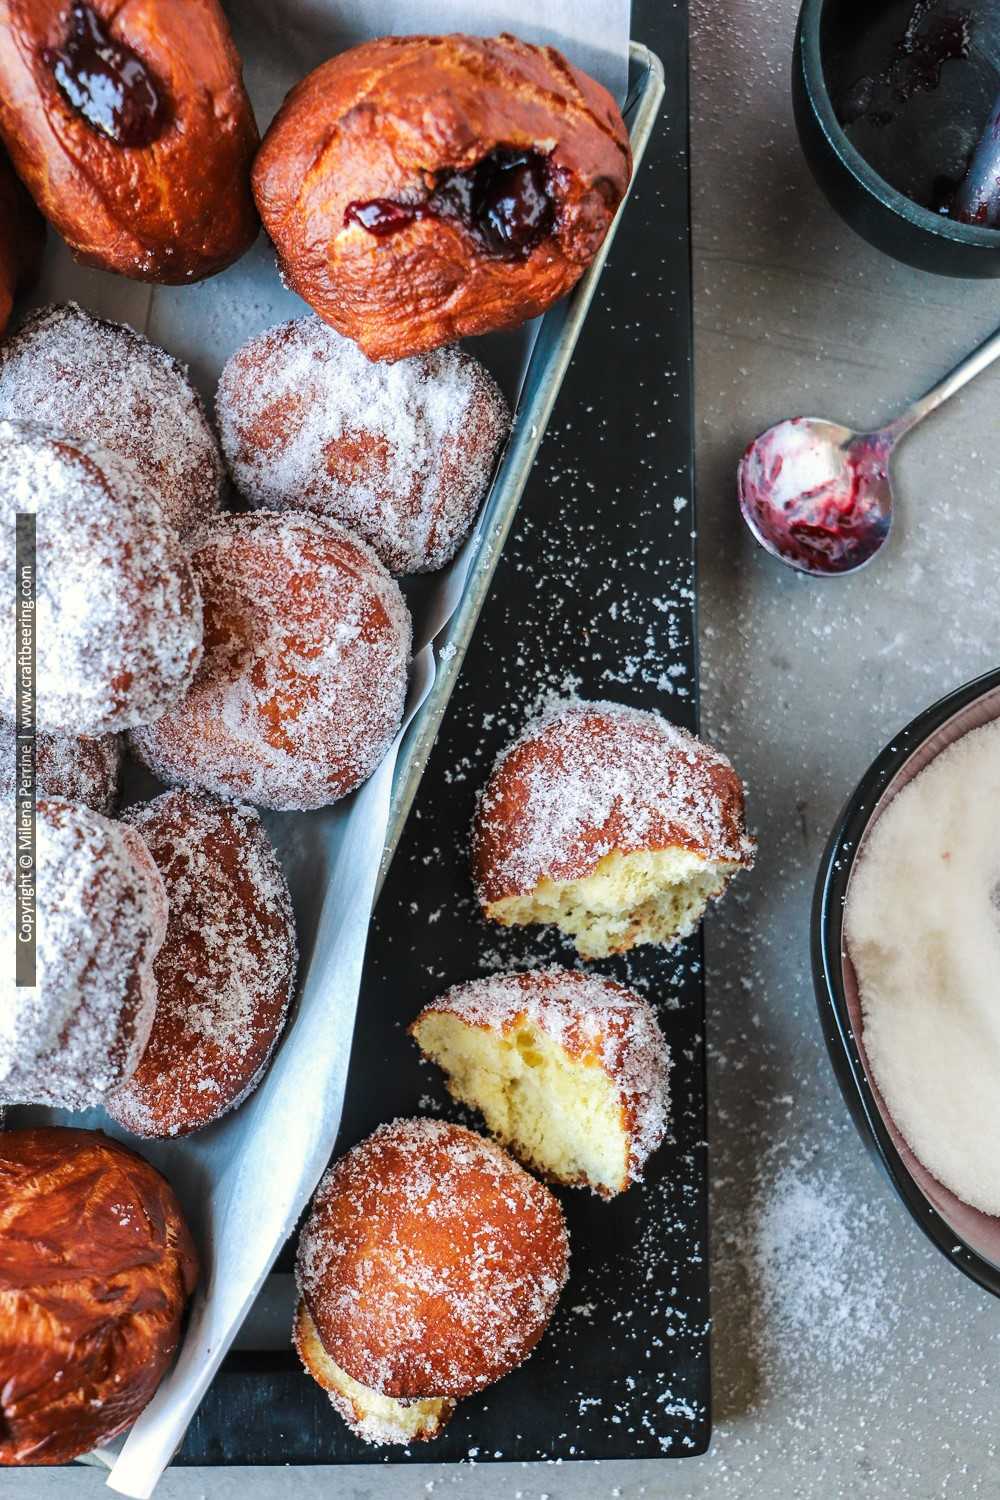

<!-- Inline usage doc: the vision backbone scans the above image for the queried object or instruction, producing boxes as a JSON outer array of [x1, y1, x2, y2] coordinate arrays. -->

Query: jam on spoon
[[43, 2, 170, 148], [736, 319, 1000, 576], [344, 147, 556, 259]]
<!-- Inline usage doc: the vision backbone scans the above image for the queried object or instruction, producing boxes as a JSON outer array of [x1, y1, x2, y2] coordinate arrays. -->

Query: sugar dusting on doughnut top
[[0, 303, 223, 535], [297, 1118, 569, 1399], [0, 419, 203, 736], [424, 967, 671, 1185], [0, 799, 167, 1110], [0, 718, 122, 815], [106, 790, 297, 1138], [128, 511, 411, 810], [216, 318, 509, 574], [473, 698, 756, 901]]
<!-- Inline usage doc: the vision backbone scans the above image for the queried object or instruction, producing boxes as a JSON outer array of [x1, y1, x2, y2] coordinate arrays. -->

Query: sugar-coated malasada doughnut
[[0, 800, 167, 1110], [129, 511, 411, 811], [106, 790, 297, 1138], [217, 318, 510, 574], [295, 1118, 569, 1445], [411, 967, 671, 1198], [0, 305, 225, 535], [0, 419, 203, 736], [0, 146, 44, 337], [0, 0, 259, 282], [1, 716, 122, 815], [472, 699, 756, 959], [253, 34, 632, 361], [0, 1127, 198, 1465]]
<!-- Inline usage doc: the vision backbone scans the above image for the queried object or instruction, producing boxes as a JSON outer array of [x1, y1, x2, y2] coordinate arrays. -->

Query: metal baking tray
[[172, 15, 712, 1464], [9, 29, 680, 1482]]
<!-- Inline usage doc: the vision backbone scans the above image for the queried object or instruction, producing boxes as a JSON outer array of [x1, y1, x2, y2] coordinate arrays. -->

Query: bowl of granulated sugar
[[813, 664, 1000, 1299]]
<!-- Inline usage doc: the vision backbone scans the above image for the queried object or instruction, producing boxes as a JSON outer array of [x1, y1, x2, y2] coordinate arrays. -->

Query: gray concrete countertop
[[10, 0, 1000, 1495]]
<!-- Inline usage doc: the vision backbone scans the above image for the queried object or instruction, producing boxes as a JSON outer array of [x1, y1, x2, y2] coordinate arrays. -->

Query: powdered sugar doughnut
[[411, 967, 671, 1197], [216, 319, 509, 574], [0, 799, 167, 1110], [472, 699, 756, 959], [1, 717, 122, 815], [0, 304, 224, 536], [129, 512, 411, 811], [295, 1118, 568, 1445], [0, 420, 203, 736], [106, 790, 297, 1138]]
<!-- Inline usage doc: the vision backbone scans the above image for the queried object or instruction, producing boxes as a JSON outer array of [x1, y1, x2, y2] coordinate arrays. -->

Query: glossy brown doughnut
[[0, 0, 259, 282], [0, 146, 43, 335], [0, 1127, 197, 1465], [253, 33, 631, 360]]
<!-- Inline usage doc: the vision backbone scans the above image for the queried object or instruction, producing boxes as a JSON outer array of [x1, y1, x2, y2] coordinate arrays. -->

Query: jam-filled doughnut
[[0, 0, 259, 282], [0, 305, 224, 535], [0, 420, 203, 735], [472, 699, 756, 959], [1, 716, 122, 815], [129, 511, 411, 811], [295, 1118, 569, 1445], [106, 790, 297, 1138], [411, 967, 671, 1198], [0, 799, 167, 1110], [0, 1127, 197, 1465], [217, 318, 509, 574], [253, 34, 632, 361], [0, 146, 44, 336]]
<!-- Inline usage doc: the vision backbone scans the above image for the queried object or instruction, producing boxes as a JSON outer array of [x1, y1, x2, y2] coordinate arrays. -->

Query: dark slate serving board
[[177, 0, 707, 1464]]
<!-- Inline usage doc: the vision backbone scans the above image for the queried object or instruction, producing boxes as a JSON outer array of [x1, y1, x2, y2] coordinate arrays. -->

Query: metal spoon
[[737, 322, 1000, 576]]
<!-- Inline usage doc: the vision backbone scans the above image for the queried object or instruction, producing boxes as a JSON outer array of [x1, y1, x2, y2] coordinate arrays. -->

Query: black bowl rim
[[812, 663, 1000, 1300], [797, 0, 1000, 250]]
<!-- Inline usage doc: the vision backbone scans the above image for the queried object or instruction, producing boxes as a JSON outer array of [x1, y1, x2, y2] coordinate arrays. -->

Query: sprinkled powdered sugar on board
[[216, 318, 510, 575], [473, 697, 755, 900], [0, 420, 203, 736], [297, 1118, 569, 1404], [0, 303, 224, 536], [421, 968, 671, 1187], [106, 789, 298, 1138], [0, 718, 122, 815], [129, 511, 412, 811], [0, 799, 167, 1109]]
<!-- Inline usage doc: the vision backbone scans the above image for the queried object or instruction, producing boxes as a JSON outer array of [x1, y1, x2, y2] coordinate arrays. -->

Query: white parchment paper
[[12, 2, 631, 1492]]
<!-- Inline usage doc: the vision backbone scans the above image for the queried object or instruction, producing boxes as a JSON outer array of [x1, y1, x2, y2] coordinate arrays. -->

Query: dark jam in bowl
[[827, 0, 995, 216], [43, 2, 170, 148], [344, 148, 556, 259]]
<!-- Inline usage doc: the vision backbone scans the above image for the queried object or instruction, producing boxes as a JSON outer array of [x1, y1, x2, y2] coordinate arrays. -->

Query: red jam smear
[[738, 422, 892, 575], [344, 148, 555, 259], [43, 3, 169, 148]]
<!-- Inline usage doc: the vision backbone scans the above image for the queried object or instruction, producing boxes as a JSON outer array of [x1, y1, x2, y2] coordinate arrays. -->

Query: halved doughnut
[[472, 700, 755, 958], [411, 968, 670, 1197]]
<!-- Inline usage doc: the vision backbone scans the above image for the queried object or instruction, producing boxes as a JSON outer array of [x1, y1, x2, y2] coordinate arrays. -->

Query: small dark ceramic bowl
[[813, 665, 1000, 1298], [794, 0, 1000, 276]]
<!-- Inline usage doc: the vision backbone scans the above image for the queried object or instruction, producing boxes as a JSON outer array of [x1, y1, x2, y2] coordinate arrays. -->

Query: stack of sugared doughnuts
[[2, 300, 510, 1133]]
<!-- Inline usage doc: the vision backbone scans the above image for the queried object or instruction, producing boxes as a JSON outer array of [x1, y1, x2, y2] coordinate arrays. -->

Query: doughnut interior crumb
[[294, 1302, 455, 1446], [484, 845, 741, 960], [411, 1011, 632, 1196]]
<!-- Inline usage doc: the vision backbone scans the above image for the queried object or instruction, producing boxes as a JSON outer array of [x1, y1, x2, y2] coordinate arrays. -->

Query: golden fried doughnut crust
[[0, 0, 259, 282], [297, 1118, 569, 1399], [106, 789, 297, 1137], [253, 33, 631, 360], [472, 700, 756, 904], [0, 1127, 197, 1465]]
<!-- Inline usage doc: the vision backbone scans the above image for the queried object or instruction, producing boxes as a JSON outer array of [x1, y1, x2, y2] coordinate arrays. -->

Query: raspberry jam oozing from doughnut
[[345, 148, 556, 259], [43, 3, 170, 147]]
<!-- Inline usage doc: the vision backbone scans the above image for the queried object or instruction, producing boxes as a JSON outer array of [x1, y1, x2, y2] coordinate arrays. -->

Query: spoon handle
[[884, 323, 1000, 442]]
